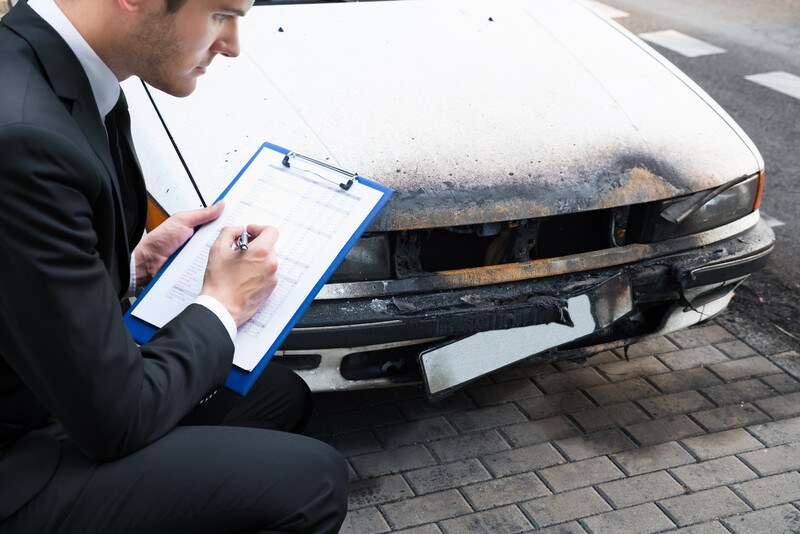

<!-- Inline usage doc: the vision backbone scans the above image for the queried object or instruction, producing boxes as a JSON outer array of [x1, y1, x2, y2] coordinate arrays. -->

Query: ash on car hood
[[130, 0, 762, 231]]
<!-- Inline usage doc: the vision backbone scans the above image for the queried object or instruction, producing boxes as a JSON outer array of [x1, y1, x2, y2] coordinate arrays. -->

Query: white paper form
[[131, 147, 385, 371]]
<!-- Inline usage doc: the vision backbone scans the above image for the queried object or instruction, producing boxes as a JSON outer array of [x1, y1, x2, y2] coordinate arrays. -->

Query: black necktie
[[104, 90, 142, 241]]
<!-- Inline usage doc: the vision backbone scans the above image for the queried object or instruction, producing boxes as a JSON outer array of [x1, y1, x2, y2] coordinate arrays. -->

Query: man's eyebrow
[[221, 8, 247, 16]]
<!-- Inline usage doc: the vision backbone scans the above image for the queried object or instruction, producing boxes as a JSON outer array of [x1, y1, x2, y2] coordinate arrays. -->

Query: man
[[0, 0, 348, 531]]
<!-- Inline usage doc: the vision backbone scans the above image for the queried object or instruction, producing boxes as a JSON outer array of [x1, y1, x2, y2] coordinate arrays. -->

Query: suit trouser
[[1, 363, 348, 534]]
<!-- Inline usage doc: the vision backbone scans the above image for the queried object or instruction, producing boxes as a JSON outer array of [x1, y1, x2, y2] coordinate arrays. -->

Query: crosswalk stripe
[[639, 29, 726, 58], [745, 71, 800, 101], [761, 213, 786, 228], [579, 0, 630, 19]]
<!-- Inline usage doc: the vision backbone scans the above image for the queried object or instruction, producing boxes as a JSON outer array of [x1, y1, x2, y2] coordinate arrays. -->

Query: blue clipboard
[[124, 141, 393, 395]]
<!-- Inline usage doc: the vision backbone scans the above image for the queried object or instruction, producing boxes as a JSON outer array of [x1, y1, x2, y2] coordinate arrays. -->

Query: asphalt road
[[604, 0, 800, 356]]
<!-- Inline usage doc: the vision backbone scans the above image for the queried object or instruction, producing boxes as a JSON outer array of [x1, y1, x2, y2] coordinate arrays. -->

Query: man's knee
[[286, 439, 348, 533]]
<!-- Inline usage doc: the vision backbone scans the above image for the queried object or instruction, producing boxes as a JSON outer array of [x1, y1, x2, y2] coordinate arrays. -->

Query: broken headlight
[[639, 172, 762, 242], [328, 234, 391, 283]]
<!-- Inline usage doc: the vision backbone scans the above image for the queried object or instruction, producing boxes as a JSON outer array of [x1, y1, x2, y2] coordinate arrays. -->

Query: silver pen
[[236, 229, 251, 252]]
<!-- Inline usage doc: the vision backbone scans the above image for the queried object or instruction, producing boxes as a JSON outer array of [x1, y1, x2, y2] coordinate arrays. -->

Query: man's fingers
[[179, 202, 225, 228], [245, 224, 279, 248]]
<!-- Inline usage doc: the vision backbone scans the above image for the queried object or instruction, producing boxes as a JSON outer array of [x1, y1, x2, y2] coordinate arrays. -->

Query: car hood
[[126, 0, 762, 231]]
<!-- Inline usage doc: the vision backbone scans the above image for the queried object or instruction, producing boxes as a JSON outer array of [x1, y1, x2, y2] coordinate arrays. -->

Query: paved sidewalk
[[308, 322, 800, 533]]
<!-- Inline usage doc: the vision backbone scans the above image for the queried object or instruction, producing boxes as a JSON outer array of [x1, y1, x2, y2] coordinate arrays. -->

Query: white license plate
[[419, 275, 632, 397]]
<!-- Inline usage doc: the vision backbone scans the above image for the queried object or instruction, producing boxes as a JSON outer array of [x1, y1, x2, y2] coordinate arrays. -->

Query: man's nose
[[212, 22, 241, 58]]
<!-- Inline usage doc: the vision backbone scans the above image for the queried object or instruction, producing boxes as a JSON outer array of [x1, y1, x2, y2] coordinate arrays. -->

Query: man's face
[[131, 0, 253, 97]]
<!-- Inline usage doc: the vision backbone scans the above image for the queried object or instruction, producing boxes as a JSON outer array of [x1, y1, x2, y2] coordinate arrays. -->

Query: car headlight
[[639, 172, 762, 242], [329, 234, 392, 283]]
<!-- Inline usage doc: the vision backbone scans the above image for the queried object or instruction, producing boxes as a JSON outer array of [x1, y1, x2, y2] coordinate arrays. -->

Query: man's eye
[[213, 13, 230, 22]]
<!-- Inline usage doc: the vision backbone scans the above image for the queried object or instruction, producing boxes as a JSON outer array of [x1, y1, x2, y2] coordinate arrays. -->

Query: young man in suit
[[0, 0, 348, 532]]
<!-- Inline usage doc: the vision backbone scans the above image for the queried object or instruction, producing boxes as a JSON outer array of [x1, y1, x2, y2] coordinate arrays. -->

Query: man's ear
[[116, 0, 150, 14]]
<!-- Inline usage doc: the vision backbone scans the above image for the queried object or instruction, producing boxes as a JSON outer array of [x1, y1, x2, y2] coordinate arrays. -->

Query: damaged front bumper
[[274, 213, 774, 395]]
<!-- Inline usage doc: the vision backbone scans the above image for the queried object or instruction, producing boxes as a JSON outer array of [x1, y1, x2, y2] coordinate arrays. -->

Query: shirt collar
[[28, 0, 120, 118]]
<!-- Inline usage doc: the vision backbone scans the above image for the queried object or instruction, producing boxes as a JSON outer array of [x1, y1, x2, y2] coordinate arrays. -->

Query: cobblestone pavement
[[308, 322, 800, 533]]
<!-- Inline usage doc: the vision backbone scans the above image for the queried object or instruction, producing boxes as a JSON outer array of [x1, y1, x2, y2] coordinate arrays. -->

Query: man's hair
[[165, 0, 188, 13]]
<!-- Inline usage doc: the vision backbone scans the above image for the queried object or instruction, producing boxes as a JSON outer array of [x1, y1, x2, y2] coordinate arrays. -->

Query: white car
[[124, 0, 774, 397]]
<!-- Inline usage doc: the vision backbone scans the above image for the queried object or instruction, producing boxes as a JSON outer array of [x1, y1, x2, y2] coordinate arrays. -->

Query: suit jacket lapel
[[2, 2, 136, 289]]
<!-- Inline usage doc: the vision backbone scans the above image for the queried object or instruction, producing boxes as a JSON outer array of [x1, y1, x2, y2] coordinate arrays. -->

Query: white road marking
[[638, 30, 726, 57], [579, 0, 630, 19], [745, 71, 800, 101], [761, 213, 786, 228]]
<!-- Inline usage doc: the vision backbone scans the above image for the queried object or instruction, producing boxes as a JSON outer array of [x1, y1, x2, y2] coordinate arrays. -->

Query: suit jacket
[[0, 2, 234, 520]]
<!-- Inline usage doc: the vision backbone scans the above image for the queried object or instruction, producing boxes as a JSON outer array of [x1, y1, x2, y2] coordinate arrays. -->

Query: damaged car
[[123, 0, 775, 398]]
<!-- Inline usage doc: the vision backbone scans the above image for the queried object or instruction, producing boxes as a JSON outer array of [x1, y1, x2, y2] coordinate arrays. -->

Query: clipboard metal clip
[[282, 151, 356, 190]]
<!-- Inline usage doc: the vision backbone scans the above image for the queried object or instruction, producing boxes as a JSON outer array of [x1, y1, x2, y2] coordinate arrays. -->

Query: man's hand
[[133, 203, 225, 288], [201, 224, 279, 326]]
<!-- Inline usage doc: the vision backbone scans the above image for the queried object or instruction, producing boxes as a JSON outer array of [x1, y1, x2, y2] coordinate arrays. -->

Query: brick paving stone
[[570, 402, 652, 432], [708, 356, 782, 381], [738, 442, 800, 476], [341, 506, 390, 533], [554, 429, 637, 461], [625, 415, 705, 446], [702, 378, 776, 405], [375, 417, 458, 448], [381, 490, 472, 530], [482, 443, 565, 477], [446, 404, 527, 433], [348, 475, 414, 510], [439, 505, 533, 534], [755, 392, 800, 419], [722, 503, 800, 534], [462, 472, 551, 510], [692, 403, 771, 432], [611, 441, 695, 475], [658, 487, 751, 527], [667, 324, 735, 349], [648, 367, 723, 394], [637, 390, 714, 418], [760, 373, 800, 394], [494, 362, 561, 381], [326, 430, 383, 456], [732, 471, 800, 509], [596, 356, 671, 383], [404, 459, 491, 496], [325, 404, 405, 433], [597, 471, 685, 508], [427, 430, 510, 463], [715, 339, 758, 359], [304, 415, 333, 439], [554, 350, 620, 371], [393, 526, 442, 534], [657, 346, 730, 371], [533, 367, 608, 394], [748, 416, 800, 446], [350, 445, 437, 479], [681, 429, 764, 461], [533, 521, 587, 534], [770, 351, 800, 380], [466, 378, 543, 406], [396, 392, 477, 421], [669, 456, 758, 492], [348, 462, 359, 482], [516, 391, 595, 420], [618, 336, 680, 358], [522, 487, 611, 528], [584, 378, 660, 405], [539, 456, 624, 492], [580, 503, 675, 534], [671, 521, 731, 533], [501, 416, 582, 447]]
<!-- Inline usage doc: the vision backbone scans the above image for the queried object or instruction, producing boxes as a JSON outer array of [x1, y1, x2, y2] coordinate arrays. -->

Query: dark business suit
[[0, 3, 346, 532]]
